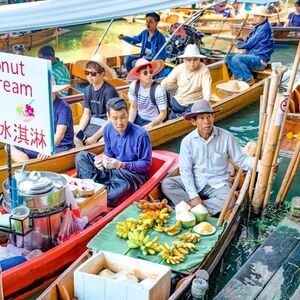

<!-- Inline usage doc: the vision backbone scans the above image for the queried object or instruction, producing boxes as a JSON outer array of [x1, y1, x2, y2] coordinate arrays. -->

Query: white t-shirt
[[128, 81, 168, 121]]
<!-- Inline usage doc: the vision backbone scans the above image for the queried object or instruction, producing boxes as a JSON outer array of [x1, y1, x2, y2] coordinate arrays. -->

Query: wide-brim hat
[[216, 80, 249, 94], [184, 99, 221, 120], [178, 44, 206, 59], [52, 84, 70, 93], [249, 6, 270, 17], [75, 53, 117, 80], [126, 58, 164, 81]]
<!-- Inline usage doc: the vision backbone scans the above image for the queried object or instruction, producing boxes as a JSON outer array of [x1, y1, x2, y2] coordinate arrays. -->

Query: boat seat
[[70, 102, 83, 125]]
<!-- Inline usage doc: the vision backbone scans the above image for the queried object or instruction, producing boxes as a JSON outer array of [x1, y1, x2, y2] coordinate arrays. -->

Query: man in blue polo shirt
[[119, 12, 167, 75], [226, 6, 273, 85], [75, 97, 152, 207], [284, 1, 300, 27]]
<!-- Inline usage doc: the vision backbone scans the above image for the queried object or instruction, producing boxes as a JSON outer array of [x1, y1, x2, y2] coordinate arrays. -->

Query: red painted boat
[[2, 150, 178, 299]]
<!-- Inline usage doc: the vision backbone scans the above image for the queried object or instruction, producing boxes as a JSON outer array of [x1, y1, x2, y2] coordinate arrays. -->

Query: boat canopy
[[233, 0, 281, 3], [0, 0, 204, 34]]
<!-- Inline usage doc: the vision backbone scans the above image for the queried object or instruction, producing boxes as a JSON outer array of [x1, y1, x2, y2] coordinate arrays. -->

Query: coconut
[[191, 204, 208, 223], [116, 273, 139, 283], [175, 201, 191, 217], [176, 210, 196, 228], [98, 268, 115, 277]]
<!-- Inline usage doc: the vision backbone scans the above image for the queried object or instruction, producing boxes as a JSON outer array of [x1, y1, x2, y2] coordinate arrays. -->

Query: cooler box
[[74, 251, 171, 300]]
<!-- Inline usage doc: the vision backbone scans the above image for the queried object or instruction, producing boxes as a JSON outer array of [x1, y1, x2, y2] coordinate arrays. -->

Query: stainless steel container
[[2, 171, 67, 251]]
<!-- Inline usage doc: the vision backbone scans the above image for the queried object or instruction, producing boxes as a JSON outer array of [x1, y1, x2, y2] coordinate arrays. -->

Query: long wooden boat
[[37, 161, 252, 300], [280, 84, 300, 157], [0, 28, 69, 52], [0, 61, 270, 192], [1, 150, 177, 299]]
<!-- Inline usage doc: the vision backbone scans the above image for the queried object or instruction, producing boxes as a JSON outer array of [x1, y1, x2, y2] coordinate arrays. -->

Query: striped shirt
[[128, 80, 167, 121], [52, 59, 71, 96]]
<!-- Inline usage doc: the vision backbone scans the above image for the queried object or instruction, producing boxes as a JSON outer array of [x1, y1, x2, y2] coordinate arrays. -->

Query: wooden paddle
[[93, 19, 114, 56], [224, 13, 249, 60], [217, 168, 243, 227]]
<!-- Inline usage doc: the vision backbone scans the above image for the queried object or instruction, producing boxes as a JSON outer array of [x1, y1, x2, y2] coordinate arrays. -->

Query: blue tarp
[[0, 0, 209, 34]]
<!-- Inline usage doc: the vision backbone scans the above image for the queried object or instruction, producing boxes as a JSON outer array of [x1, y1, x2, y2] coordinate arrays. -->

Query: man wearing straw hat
[[74, 54, 119, 146], [161, 100, 254, 215], [161, 44, 212, 119], [226, 6, 273, 85], [10, 85, 75, 162], [126, 58, 168, 130]]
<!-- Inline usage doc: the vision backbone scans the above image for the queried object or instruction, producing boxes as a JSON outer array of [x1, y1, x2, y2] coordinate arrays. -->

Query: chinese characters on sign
[[0, 53, 54, 155]]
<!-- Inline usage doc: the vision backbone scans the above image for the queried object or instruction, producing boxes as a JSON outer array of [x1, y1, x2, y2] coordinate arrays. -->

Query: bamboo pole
[[252, 94, 287, 213], [217, 168, 243, 227], [287, 41, 300, 95], [249, 113, 267, 201], [274, 141, 300, 207], [260, 78, 270, 125]]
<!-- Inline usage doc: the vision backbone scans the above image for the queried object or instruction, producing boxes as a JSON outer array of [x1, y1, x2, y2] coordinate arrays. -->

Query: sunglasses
[[140, 69, 154, 76], [185, 57, 199, 62], [85, 70, 99, 77]]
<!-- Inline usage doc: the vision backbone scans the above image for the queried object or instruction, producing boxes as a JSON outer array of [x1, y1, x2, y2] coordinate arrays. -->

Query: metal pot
[[3, 171, 67, 213]]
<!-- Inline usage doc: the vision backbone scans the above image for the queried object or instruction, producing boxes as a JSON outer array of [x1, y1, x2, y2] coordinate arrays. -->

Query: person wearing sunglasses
[[126, 58, 168, 130], [75, 97, 152, 207], [161, 44, 212, 119], [12, 44, 26, 55], [38, 45, 71, 97], [118, 12, 167, 76], [74, 54, 119, 146]]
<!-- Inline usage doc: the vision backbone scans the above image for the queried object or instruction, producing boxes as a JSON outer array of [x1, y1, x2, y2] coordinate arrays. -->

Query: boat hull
[[2, 151, 177, 299]]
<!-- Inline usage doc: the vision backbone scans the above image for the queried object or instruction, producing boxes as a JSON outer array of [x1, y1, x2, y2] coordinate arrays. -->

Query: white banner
[[0, 53, 54, 155]]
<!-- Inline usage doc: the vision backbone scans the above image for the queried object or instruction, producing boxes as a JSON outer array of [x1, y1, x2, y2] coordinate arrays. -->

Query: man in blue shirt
[[284, 1, 300, 27], [226, 6, 273, 85], [119, 12, 167, 75], [75, 97, 152, 207], [11, 85, 75, 162]]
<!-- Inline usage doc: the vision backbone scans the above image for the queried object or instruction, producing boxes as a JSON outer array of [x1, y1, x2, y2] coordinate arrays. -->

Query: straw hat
[[249, 6, 270, 17], [178, 44, 206, 59], [216, 80, 249, 94], [184, 100, 221, 121], [126, 58, 164, 81], [75, 53, 117, 80], [52, 85, 70, 93]]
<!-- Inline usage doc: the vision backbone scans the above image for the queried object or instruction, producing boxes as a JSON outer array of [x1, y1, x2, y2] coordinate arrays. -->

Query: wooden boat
[[280, 84, 300, 157], [1, 150, 177, 299], [37, 160, 252, 300], [0, 61, 270, 192], [0, 28, 69, 52]]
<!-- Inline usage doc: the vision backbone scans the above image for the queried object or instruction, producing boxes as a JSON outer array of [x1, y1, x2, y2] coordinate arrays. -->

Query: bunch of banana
[[127, 230, 160, 255], [159, 243, 186, 264], [164, 220, 182, 236], [138, 199, 173, 212], [139, 207, 170, 225], [173, 241, 197, 252], [116, 218, 140, 238], [136, 219, 155, 231], [178, 229, 201, 243]]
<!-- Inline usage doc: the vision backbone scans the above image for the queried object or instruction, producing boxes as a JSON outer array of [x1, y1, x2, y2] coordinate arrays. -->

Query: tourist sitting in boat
[[10, 85, 75, 162], [118, 12, 167, 75], [212, 1, 233, 18], [226, 6, 273, 85], [74, 54, 119, 146], [38, 45, 71, 96], [160, 44, 212, 119], [284, 0, 300, 27], [161, 100, 254, 215], [12, 44, 26, 55], [126, 58, 168, 130], [75, 97, 152, 207]]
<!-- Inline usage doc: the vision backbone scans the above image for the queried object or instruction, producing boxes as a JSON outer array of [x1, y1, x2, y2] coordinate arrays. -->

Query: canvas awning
[[0, 0, 206, 34]]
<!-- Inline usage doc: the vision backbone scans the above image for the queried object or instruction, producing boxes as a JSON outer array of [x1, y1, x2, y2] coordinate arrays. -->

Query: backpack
[[134, 80, 171, 121]]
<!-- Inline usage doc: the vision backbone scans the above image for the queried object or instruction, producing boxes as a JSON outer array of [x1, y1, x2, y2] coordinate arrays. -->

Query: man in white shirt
[[127, 58, 168, 130], [161, 100, 254, 215], [161, 44, 212, 119]]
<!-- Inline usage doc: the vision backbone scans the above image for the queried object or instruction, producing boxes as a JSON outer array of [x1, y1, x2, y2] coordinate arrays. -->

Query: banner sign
[[0, 53, 54, 155]]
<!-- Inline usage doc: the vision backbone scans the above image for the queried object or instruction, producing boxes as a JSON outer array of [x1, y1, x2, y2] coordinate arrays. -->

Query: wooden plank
[[214, 216, 300, 300], [256, 239, 300, 300]]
